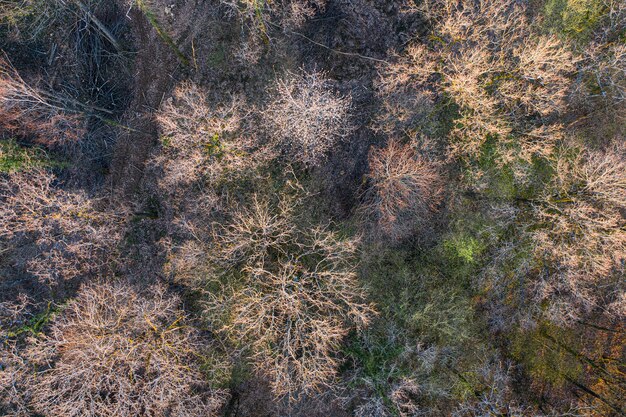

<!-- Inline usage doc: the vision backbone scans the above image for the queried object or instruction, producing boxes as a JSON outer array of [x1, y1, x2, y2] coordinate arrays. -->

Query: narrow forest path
[[109, 5, 180, 196]]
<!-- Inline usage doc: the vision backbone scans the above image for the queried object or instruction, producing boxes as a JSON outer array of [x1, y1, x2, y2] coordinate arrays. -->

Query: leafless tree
[[0, 169, 123, 290], [338, 331, 446, 417], [152, 82, 273, 204], [531, 141, 626, 325], [210, 195, 295, 267], [204, 195, 374, 399], [374, 43, 438, 140], [26, 282, 229, 417], [379, 0, 576, 167], [220, 0, 327, 37], [578, 0, 626, 104], [265, 70, 354, 167], [150, 81, 276, 242]]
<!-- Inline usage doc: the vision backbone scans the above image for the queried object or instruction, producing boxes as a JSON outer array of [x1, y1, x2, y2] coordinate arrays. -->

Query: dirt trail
[[109, 6, 180, 197], [109, 0, 222, 197]]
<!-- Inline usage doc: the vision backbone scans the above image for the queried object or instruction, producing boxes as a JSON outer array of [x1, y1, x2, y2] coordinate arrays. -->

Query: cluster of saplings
[[1, 0, 624, 416]]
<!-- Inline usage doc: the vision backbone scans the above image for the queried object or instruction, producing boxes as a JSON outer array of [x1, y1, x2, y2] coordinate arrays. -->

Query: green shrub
[[442, 235, 484, 265], [511, 322, 584, 385], [409, 288, 474, 345], [542, 0, 607, 42], [0, 139, 62, 173]]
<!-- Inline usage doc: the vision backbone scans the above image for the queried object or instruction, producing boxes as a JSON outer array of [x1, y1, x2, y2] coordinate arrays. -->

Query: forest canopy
[[0, 0, 624, 416]]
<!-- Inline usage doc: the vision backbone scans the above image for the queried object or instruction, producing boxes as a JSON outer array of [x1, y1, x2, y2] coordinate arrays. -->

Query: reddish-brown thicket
[[365, 140, 443, 242], [0, 58, 84, 146], [0, 169, 123, 292], [265, 70, 354, 167], [204, 195, 374, 399], [531, 141, 626, 325], [22, 282, 229, 417]]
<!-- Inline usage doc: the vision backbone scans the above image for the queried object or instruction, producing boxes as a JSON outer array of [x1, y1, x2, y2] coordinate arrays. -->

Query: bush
[[265, 70, 354, 167], [365, 139, 443, 242], [26, 282, 229, 417]]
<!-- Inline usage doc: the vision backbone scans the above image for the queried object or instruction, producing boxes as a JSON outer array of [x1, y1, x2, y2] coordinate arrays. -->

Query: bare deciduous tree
[[152, 81, 273, 197], [26, 282, 229, 417], [531, 141, 626, 325], [374, 44, 436, 139], [379, 0, 576, 166], [0, 169, 123, 291], [220, 0, 327, 35], [265, 70, 354, 167], [216, 0, 328, 63], [150, 81, 276, 242], [579, 0, 626, 104], [0, 343, 33, 417], [205, 195, 374, 399], [211, 195, 295, 267]]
